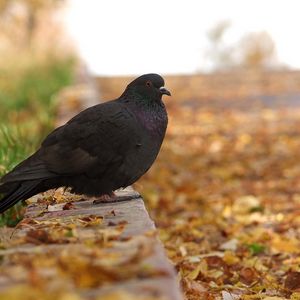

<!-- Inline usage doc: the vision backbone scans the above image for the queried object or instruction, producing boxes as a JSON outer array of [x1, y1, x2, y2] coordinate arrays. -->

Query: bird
[[0, 73, 170, 213]]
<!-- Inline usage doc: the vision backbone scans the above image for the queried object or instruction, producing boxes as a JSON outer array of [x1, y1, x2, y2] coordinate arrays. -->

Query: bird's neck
[[119, 90, 168, 137], [120, 89, 164, 111]]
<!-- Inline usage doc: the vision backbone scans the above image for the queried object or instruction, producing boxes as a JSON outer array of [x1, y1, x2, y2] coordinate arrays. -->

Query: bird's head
[[122, 73, 171, 104]]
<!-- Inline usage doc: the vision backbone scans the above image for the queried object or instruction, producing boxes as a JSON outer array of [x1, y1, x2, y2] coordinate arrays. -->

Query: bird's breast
[[135, 106, 168, 139]]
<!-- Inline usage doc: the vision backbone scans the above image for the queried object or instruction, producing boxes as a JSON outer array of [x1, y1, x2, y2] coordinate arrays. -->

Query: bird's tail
[[0, 181, 40, 214]]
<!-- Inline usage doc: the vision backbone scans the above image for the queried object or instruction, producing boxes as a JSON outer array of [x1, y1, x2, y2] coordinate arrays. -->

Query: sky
[[64, 0, 300, 76]]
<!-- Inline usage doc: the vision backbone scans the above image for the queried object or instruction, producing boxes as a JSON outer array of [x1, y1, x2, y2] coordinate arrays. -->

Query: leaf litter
[[137, 93, 300, 300]]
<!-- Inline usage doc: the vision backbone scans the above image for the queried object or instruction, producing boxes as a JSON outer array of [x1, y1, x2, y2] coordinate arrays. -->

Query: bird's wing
[[0, 151, 55, 183], [2, 101, 136, 184], [41, 101, 135, 175]]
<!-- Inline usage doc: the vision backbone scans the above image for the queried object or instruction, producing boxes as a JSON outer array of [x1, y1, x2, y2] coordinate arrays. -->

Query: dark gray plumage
[[0, 73, 170, 213]]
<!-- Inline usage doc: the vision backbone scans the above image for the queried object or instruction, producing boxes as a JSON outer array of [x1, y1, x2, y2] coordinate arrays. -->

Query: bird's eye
[[146, 81, 152, 87]]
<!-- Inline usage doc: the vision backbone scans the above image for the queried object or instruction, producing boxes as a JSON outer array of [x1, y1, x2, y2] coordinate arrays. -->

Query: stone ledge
[[0, 188, 183, 300]]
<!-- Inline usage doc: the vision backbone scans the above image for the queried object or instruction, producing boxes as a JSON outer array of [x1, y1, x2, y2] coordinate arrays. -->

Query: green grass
[[0, 125, 31, 226], [0, 56, 74, 113], [0, 56, 75, 226], [0, 127, 38, 227]]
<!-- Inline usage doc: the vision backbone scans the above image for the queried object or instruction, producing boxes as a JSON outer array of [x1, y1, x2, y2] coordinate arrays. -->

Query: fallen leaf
[[77, 215, 103, 227], [25, 229, 53, 244], [239, 267, 259, 286], [285, 272, 300, 291], [63, 202, 75, 210]]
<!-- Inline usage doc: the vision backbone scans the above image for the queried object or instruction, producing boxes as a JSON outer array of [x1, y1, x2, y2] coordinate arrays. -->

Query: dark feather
[[0, 181, 39, 213]]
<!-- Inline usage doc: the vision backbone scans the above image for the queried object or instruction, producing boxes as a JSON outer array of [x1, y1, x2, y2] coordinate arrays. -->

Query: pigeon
[[0, 73, 170, 213]]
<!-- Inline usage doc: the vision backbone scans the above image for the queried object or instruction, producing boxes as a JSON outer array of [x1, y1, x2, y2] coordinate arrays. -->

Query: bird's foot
[[93, 191, 140, 205]]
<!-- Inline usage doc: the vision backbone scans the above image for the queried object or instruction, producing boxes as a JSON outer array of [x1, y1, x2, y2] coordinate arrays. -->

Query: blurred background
[[65, 0, 299, 74], [1, 1, 300, 297]]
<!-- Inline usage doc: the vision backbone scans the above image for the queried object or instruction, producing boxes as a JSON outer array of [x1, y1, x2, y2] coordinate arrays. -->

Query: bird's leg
[[93, 191, 140, 205]]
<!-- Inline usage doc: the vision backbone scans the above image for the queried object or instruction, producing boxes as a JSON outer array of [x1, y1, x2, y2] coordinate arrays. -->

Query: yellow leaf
[[271, 236, 300, 254], [187, 260, 208, 280], [291, 293, 300, 300], [223, 251, 240, 265]]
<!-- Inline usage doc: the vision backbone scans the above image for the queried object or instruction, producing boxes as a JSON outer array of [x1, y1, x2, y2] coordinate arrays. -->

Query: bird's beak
[[159, 87, 171, 96]]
